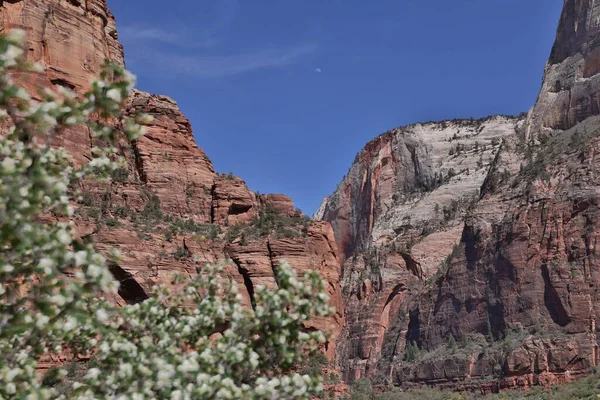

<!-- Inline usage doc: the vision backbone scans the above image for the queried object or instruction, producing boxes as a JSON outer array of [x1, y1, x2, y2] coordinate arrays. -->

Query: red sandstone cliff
[[317, 0, 600, 391], [0, 0, 344, 364]]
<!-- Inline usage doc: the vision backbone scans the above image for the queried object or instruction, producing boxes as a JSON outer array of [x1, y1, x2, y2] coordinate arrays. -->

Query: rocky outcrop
[[0, 0, 344, 368], [0, 0, 124, 167], [315, 117, 520, 265], [318, 0, 600, 391], [388, 115, 600, 390], [316, 116, 523, 382], [0, 0, 124, 88], [526, 0, 600, 136], [334, 247, 422, 383], [125, 90, 217, 222], [212, 175, 258, 225], [226, 221, 344, 357], [261, 194, 296, 217]]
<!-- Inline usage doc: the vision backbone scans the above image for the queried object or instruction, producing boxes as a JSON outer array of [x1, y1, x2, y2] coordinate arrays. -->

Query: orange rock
[[0, 0, 344, 372], [212, 175, 258, 226], [261, 194, 296, 217]]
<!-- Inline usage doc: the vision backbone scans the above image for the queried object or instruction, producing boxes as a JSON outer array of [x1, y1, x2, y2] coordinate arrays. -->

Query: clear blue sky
[[107, 0, 563, 215]]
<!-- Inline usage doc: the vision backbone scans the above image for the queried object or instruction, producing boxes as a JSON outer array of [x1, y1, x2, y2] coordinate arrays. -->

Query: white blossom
[[84, 368, 101, 381], [1, 157, 15, 173], [35, 315, 50, 329], [74, 250, 88, 266], [15, 87, 30, 100], [62, 316, 77, 332], [96, 308, 109, 323], [106, 88, 122, 102], [6, 29, 25, 44]]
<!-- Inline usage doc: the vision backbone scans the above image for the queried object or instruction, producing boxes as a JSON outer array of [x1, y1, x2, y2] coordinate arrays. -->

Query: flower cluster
[[0, 31, 332, 399]]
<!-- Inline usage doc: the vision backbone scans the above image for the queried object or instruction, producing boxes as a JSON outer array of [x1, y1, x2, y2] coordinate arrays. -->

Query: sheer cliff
[[0, 0, 344, 371], [318, 0, 600, 391]]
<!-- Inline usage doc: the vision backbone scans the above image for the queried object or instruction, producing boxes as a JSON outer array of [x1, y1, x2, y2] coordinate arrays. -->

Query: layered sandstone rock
[[315, 117, 520, 265], [212, 174, 258, 225], [389, 115, 600, 389], [0, 0, 124, 166], [0, 0, 344, 367], [261, 194, 296, 217], [226, 221, 344, 357], [125, 91, 217, 221], [8, 0, 600, 393]]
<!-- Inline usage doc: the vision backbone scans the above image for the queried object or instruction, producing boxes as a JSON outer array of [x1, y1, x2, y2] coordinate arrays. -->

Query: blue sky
[[107, 0, 563, 215]]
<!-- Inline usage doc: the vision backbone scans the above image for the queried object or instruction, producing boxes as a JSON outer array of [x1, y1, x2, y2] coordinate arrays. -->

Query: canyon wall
[[318, 0, 600, 391], [526, 0, 600, 136], [0, 0, 344, 365]]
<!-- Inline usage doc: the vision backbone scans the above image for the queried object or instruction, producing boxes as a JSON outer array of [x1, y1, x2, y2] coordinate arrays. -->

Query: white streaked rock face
[[316, 116, 522, 266]]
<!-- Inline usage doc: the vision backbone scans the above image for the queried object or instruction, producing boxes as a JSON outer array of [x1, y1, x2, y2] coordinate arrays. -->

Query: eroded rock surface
[[315, 117, 520, 265], [316, 116, 524, 382], [0, 0, 344, 369], [7, 0, 600, 393], [318, 0, 600, 390], [527, 0, 600, 135]]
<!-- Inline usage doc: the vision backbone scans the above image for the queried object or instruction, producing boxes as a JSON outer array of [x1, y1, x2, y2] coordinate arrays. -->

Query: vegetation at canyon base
[[348, 371, 600, 399], [0, 32, 332, 399]]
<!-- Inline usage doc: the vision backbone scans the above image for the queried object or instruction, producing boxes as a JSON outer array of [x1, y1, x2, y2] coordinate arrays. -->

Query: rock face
[[0, 0, 124, 167], [0, 0, 344, 364], [316, 115, 527, 383], [315, 117, 520, 266], [526, 0, 600, 136], [317, 0, 600, 390], [0, 0, 124, 87], [388, 114, 600, 391]]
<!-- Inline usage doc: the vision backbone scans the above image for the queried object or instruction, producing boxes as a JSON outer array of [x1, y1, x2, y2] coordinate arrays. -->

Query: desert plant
[[448, 334, 457, 353], [404, 341, 421, 362], [110, 167, 129, 184], [78, 190, 94, 207]]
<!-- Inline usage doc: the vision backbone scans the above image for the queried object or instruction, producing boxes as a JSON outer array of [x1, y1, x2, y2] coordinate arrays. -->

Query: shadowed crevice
[[107, 261, 149, 305], [399, 252, 423, 280], [233, 259, 256, 309], [405, 308, 421, 348], [541, 264, 572, 327], [228, 203, 252, 216], [266, 239, 279, 287], [383, 283, 405, 310], [210, 183, 216, 223], [50, 78, 76, 91], [129, 141, 147, 184]]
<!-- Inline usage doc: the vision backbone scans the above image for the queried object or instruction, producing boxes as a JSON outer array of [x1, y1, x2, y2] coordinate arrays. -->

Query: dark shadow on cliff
[[107, 260, 149, 305]]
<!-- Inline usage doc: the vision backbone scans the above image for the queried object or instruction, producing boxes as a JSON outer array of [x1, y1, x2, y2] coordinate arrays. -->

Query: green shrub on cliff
[[0, 31, 331, 399]]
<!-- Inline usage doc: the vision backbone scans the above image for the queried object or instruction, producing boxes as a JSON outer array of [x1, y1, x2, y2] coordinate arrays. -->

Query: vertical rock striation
[[527, 0, 600, 135]]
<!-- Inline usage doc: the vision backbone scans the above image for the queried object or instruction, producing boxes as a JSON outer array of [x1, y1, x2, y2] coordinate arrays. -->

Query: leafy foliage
[[227, 204, 309, 242], [110, 167, 129, 184]]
